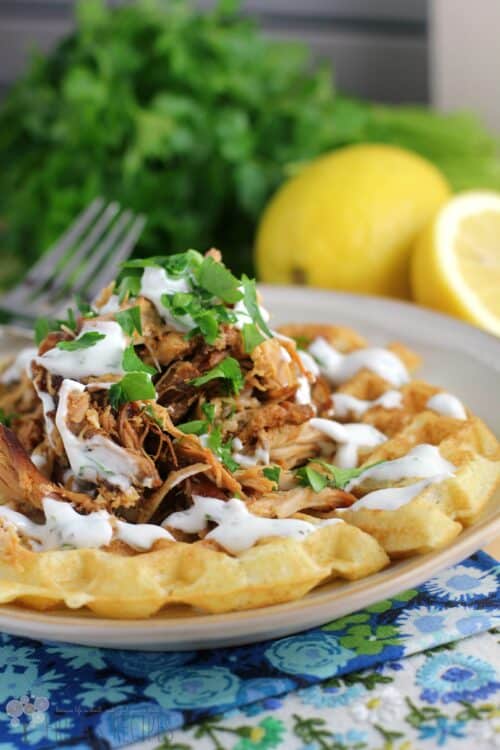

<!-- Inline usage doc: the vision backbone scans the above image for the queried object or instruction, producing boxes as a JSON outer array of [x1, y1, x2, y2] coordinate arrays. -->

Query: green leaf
[[206, 426, 240, 471], [56, 331, 105, 351], [76, 298, 97, 319], [296, 465, 328, 493], [0, 408, 14, 427], [117, 275, 142, 303], [242, 322, 265, 353], [201, 402, 216, 422], [177, 420, 206, 435], [300, 458, 386, 491], [116, 306, 142, 336], [122, 345, 157, 375], [191, 356, 244, 394], [196, 256, 242, 303], [34, 317, 53, 346], [241, 275, 273, 338], [263, 465, 281, 486], [109, 372, 155, 409]]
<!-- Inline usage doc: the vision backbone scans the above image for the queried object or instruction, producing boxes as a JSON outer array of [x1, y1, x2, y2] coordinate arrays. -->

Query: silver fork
[[0, 197, 146, 325]]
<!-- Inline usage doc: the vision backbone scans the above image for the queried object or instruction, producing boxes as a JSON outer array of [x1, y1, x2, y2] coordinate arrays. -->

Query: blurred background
[[0, 0, 498, 332]]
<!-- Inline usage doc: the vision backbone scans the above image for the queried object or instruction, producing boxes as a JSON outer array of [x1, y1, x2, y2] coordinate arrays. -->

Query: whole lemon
[[255, 144, 450, 298]]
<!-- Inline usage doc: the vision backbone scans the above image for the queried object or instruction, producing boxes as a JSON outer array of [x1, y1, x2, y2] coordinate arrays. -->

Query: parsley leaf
[[242, 322, 266, 353], [191, 357, 244, 394], [196, 256, 243, 303], [177, 419, 207, 435], [241, 275, 273, 338], [207, 426, 240, 471], [122, 345, 157, 375], [296, 465, 329, 492], [0, 408, 14, 427], [109, 372, 156, 409], [56, 331, 105, 351], [116, 306, 142, 337], [263, 465, 281, 487]]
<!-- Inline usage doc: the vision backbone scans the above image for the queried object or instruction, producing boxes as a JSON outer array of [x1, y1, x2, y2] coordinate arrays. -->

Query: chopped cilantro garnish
[[201, 402, 216, 422], [191, 357, 244, 394], [34, 317, 53, 345], [118, 274, 142, 303], [196, 256, 243, 303], [263, 465, 281, 487], [116, 306, 142, 337], [122, 345, 157, 375], [76, 298, 97, 319], [177, 420, 207, 435], [0, 408, 15, 427], [296, 458, 385, 492], [144, 404, 163, 427], [207, 426, 240, 471], [242, 322, 266, 353], [64, 307, 78, 332], [241, 275, 273, 339], [109, 372, 156, 409], [56, 331, 105, 351]]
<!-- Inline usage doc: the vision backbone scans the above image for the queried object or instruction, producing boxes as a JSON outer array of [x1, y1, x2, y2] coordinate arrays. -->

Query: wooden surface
[[485, 537, 500, 560]]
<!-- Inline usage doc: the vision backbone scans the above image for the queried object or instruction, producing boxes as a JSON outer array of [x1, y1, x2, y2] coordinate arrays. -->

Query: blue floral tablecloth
[[0, 551, 499, 750]]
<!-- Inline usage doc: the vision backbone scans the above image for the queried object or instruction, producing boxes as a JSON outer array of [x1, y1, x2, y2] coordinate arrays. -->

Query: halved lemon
[[411, 191, 500, 336]]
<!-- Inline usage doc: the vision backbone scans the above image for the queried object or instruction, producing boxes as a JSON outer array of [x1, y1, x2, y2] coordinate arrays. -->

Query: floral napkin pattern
[[0, 552, 498, 750]]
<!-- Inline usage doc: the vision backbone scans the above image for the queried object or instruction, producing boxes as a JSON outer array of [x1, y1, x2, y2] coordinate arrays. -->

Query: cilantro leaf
[[76, 298, 97, 319], [296, 465, 328, 492], [313, 459, 385, 489], [122, 345, 157, 375], [0, 408, 14, 427], [201, 402, 216, 422], [118, 274, 142, 303], [207, 426, 240, 471], [177, 420, 207, 435], [196, 256, 243, 303], [263, 465, 281, 487], [116, 306, 142, 337], [109, 372, 155, 409], [34, 317, 53, 346], [191, 357, 244, 394], [241, 275, 273, 338], [56, 331, 105, 351], [242, 322, 266, 352]]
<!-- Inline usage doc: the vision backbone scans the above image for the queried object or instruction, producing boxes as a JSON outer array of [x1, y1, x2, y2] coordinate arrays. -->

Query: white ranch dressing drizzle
[[426, 392, 467, 420], [333, 390, 403, 419], [0, 496, 173, 551], [30, 452, 47, 470], [0, 347, 38, 385], [346, 475, 450, 511], [35, 321, 127, 379], [309, 417, 387, 468], [346, 444, 456, 490], [56, 379, 153, 491], [231, 437, 270, 467], [139, 266, 194, 331], [95, 294, 121, 314], [31, 378, 56, 446], [309, 337, 409, 387], [294, 349, 320, 408], [163, 495, 342, 554]]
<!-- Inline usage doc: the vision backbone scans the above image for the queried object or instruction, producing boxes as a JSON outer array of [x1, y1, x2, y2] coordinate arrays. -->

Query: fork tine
[[36, 201, 121, 302], [85, 214, 147, 301], [0, 198, 105, 309]]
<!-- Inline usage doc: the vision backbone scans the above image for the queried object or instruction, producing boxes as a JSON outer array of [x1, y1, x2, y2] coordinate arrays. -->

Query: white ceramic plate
[[0, 287, 498, 650]]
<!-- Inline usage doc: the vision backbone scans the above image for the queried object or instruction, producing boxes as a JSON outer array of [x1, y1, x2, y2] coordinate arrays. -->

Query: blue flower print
[[298, 682, 366, 709], [77, 676, 135, 708], [0, 665, 63, 704], [0, 712, 74, 747], [241, 696, 284, 716], [446, 607, 500, 638], [418, 717, 466, 746], [424, 561, 498, 604], [395, 605, 448, 648], [237, 678, 295, 705], [144, 666, 241, 709], [95, 701, 183, 746], [45, 642, 107, 670], [417, 652, 500, 703], [0, 645, 36, 670], [104, 649, 197, 678], [265, 632, 355, 679]]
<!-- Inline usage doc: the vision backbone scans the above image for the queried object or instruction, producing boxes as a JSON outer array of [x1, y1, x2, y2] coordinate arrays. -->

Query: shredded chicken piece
[[248, 485, 355, 518]]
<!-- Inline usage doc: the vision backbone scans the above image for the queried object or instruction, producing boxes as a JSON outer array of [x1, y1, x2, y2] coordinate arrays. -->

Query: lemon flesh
[[411, 191, 500, 336], [256, 144, 450, 299]]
